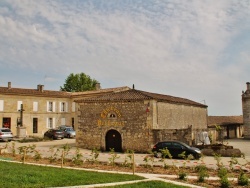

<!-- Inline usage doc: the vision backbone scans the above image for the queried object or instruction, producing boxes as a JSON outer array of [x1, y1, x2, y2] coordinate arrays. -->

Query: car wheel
[[156, 152, 162, 158]]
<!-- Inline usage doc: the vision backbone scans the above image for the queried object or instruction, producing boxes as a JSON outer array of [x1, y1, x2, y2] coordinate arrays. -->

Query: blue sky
[[0, 0, 250, 116]]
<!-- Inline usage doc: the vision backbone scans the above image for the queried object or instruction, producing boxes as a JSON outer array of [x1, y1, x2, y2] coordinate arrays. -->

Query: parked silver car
[[0, 128, 13, 141], [59, 126, 76, 138]]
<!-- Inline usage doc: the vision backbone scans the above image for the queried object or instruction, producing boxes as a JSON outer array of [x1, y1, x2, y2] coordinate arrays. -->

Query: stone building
[[0, 82, 129, 137], [75, 88, 208, 152], [242, 82, 250, 139], [208, 116, 243, 140]]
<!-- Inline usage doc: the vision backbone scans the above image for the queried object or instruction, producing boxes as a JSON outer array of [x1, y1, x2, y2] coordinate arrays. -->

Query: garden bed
[[0, 152, 249, 188]]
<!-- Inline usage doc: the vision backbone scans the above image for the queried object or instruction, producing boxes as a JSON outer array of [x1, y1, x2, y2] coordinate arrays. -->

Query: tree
[[60, 73, 99, 92]]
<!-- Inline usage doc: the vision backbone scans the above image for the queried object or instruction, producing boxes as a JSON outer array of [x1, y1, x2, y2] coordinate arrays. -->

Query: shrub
[[108, 148, 120, 166], [33, 150, 42, 161], [220, 176, 230, 188], [72, 147, 83, 166], [48, 146, 60, 163], [238, 171, 249, 186], [18, 136, 44, 143], [195, 165, 209, 182], [178, 172, 187, 181], [218, 167, 228, 178], [123, 149, 133, 168], [88, 148, 100, 164]]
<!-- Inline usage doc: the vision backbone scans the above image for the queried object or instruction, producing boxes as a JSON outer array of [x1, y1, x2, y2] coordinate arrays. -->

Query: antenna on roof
[[132, 84, 135, 89]]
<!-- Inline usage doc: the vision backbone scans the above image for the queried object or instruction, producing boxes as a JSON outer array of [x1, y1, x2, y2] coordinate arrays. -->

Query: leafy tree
[[60, 73, 99, 92]]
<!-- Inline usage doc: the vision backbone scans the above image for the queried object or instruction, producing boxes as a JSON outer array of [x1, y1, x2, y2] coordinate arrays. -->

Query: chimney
[[37, 84, 44, 92], [8, 82, 11, 89], [40, 85, 44, 92], [95, 83, 101, 90], [247, 82, 250, 91]]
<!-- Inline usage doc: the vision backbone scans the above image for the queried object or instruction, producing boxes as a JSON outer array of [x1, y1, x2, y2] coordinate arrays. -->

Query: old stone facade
[[242, 82, 250, 139], [76, 89, 208, 152]]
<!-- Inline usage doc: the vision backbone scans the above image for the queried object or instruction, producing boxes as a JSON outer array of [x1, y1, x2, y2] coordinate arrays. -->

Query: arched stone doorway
[[105, 129, 122, 152]]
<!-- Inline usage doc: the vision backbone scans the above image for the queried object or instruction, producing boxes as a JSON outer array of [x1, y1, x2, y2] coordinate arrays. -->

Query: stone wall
[[76, 101, 152, 152], [242, 82, 250, 139], [152, 125, 193, 146], [154, 102, 207, 130], [76, 100, 205, 152]]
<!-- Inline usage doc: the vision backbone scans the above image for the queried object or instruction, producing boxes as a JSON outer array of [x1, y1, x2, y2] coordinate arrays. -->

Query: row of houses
[[0, 81, 248, 152]]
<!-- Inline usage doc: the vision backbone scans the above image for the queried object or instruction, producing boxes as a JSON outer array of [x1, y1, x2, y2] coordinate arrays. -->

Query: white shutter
[[47, 101, 49, 112], [59, 102, 62, 112], [17, 101, 22, 111], [53, 102, 56, 112], [33, 102, 38, 111], [65, 102, 68, 112], [72, 102, 75, 112], [0, 100, 3, 111], [53, 118, 55, 128]]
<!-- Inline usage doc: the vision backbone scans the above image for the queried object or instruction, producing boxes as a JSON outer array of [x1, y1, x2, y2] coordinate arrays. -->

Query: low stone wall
[[195, 144, 242, 157]]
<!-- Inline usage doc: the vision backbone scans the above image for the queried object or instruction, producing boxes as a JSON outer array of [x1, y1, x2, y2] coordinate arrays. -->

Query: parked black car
[[44, 129, 64, 140], [152, 140, 201, 159]]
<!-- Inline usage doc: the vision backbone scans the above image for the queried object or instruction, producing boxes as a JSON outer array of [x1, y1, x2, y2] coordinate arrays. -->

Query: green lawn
[[0, 161, 143, 188], [0, 161, 189, 188]]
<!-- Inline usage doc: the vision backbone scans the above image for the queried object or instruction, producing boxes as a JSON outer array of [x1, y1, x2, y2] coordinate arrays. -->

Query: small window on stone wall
[[109, 113, 116, 118]]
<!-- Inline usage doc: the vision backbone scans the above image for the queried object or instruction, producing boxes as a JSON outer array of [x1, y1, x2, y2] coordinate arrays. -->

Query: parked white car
[[0, 128, 13, 141]]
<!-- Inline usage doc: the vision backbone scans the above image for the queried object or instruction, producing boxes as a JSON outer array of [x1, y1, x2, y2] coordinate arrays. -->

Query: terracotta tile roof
[[0, 86, 71, 98], [0, 85, 130, 98], [75, 89, 207, 108], [208, 116, 243, 126], [71, 86, 130, 96]]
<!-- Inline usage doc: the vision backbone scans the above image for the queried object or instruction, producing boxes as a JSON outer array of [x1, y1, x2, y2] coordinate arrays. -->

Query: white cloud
[[0, 0, 250, 115]]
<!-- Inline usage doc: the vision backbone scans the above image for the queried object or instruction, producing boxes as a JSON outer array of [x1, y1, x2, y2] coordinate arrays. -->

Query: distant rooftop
[[208, 116, 243, 126], [0, 82, 130, 98]]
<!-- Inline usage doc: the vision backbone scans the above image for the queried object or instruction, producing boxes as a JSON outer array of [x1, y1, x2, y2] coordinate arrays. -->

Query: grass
[[0, 161, 144, 188], [0, 161, 190, 188], [103, 180, 190, 188]]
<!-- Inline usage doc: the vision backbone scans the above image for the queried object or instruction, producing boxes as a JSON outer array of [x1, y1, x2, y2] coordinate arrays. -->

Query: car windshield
[[1, 129, 11, 132], [66, 128, 74, 131], [180, 142, 191, 148]]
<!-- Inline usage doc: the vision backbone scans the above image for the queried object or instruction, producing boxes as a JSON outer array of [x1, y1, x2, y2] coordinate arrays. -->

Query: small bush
[[108, 148, 120, 166], [195, 165, 208, 172], [122, 149, 133, 168], [218, 167, 228, 178], [72, 147, 83, 166], [178, 172, 187, 181], [88, 148, 100, 164], [220, 176, 230, 188], [18, 137, 44, 143], [238, 171, 249, 186], [195, 165, 209, 182], [33, 150, 42, 161]]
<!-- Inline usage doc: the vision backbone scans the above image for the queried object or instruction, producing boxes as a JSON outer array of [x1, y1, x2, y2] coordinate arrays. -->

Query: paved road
[[1, 138, 250, 170]]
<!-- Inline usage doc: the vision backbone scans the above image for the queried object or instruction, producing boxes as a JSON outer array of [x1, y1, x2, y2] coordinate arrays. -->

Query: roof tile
[[76, 89, 207, 107]]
